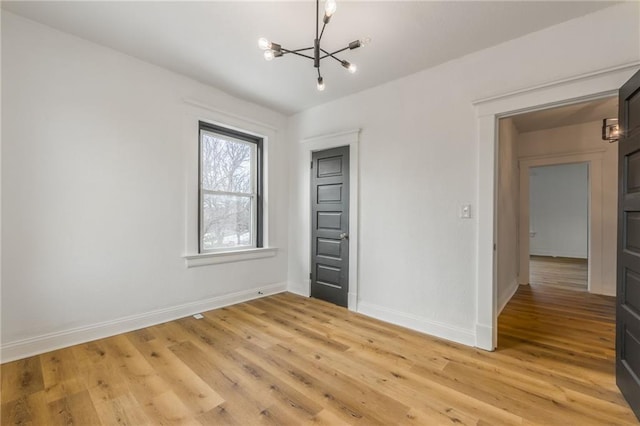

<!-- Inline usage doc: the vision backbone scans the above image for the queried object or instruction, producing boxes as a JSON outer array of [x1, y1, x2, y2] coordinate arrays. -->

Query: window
[[199, 122, 263, 252]]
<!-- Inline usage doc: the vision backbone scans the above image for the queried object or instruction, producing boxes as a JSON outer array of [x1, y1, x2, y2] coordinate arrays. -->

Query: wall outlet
[[460, 204, 472, 219], [193, 313, 204, 319]]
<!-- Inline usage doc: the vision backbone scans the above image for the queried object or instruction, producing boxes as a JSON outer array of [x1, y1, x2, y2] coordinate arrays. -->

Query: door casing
[[474, 62, 639, 350], [299, 129, 360, 311]]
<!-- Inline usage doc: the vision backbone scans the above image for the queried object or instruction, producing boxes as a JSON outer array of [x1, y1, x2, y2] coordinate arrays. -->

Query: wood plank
[[1, 357, 45, 403], [126, 334, 225, 416], [90, 391, 152, 426], [46, 390, 101, 426], [39, 349, 85, 403], [101, 334, 195, 424], [1, 391, 49, 425]]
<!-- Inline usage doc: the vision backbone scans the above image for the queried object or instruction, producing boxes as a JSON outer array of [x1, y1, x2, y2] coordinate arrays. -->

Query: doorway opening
[[495, 96, 619, 350], [496, 96, 618, 316], [528, 162, 589, 292]]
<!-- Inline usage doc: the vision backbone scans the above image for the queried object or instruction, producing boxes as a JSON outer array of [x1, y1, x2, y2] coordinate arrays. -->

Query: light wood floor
[[2, 289, 637, 425], [530, 255, 588, 291]]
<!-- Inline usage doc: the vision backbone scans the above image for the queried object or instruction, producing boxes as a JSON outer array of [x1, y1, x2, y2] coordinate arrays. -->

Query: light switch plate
[[460, 204, 472, 219]]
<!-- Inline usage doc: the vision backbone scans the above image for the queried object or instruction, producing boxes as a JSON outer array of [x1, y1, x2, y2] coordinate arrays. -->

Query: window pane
[[201, 133, 253, 193], [202, 194, 252, 250]]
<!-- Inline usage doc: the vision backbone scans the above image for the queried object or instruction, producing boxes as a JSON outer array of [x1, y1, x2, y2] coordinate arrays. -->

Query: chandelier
[[258, 0, 370, 91]]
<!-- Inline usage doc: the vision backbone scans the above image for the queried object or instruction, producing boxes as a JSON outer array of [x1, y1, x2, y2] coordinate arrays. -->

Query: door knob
[[339, 233, 349, 240]]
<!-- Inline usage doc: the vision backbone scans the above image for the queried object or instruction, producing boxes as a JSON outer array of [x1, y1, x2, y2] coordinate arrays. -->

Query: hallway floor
[[530, 255, 588, 291]]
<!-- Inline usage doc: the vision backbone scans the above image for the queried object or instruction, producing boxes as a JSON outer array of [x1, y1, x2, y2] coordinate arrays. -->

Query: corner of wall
[[474, 323, 494, 351], [287, 281, 310, 297], [498, 279, 520, 315]]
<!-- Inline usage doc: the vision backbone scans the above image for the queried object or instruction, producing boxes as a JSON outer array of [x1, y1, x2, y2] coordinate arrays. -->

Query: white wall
[[497, 118, 520, 314], [519, 120, 618, 294], [287, 3, 638, 345], [529, 163, 589, 258], [1, 12, 289, 361]]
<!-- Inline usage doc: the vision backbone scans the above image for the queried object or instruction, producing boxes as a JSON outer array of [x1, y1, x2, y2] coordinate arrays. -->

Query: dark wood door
[[618, 68, 640, 420], [311, 146, 349, 307]]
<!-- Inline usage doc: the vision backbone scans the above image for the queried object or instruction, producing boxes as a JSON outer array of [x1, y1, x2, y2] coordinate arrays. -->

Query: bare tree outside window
[[199, 126, 260, 251]]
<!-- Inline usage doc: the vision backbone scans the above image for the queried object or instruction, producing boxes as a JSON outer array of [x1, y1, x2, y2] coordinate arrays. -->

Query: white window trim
[[182, 98, 277, 267], [184, 247, 278, 268]]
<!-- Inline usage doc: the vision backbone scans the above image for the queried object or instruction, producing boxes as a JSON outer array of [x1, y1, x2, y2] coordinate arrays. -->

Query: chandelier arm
[[328, 54, 347, 66], [281, 49, 316, 60], [319, 21, 327, 42], [319, 46, 349, 60], [288, 47, 315, 53]]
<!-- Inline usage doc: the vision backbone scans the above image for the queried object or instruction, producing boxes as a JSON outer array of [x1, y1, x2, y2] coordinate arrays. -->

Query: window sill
[[183, 247, 278, 268]]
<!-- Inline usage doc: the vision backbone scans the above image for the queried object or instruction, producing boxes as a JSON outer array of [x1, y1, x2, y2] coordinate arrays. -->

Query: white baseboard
[[348, 292, 357, 311], [287, 281, 310, 297], [529, 250, 587, 259], [1, 282, 287, 363], [589, 284, 615, 297], [498, 279, 520, 315], [357, 301, 475, 347]]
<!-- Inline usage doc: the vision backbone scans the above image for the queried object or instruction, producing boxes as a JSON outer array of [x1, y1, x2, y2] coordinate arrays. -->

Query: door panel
[[317, 211, 342, 229], [625, 212, 640, 252], [625, 151, 640, 192], [317, 238, 342, 258], [311, 146, 349, 307], [317, 184, 343, 202], [629, 92, 640, 132], [317, 156, 343, 176], [617, 68, 640, 420], [623, 270, 640, 315]]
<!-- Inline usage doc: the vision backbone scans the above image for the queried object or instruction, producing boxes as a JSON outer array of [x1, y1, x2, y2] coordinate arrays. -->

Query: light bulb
[[360, 37, 371, 46], [612, 126, 620, 137], [264, 50, 275, 61], [317, 77, 325, 91], [258, 37, 271, 50], [325, 0, 337, 17], [341, 60, 357, 74]]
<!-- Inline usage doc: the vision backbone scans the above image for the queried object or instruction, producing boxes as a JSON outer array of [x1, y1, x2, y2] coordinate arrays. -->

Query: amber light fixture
[[258, 0, 370, 91], [602, 118, 620, 143]]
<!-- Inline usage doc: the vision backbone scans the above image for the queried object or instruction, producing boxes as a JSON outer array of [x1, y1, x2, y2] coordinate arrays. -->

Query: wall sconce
[[602, 118, 620, 143]]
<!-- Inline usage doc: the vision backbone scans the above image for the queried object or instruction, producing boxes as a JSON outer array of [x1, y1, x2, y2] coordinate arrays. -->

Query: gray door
[[311, 146, 349, 307], [617, 68, 640, 421]]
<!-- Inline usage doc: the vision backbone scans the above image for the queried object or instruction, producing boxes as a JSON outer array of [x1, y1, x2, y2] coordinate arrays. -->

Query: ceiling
[[511, 97, 618, 133], [2, 1, 618, 115]]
